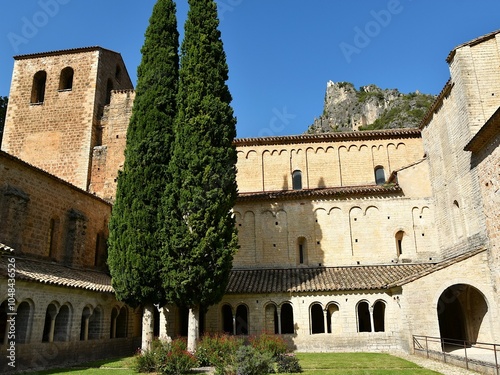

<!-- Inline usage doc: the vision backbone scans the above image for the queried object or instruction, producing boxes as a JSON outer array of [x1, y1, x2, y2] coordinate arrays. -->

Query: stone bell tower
[[2, 46, 133, 191]]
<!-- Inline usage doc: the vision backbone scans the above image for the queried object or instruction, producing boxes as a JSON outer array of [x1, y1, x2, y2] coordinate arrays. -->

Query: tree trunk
[[142, 303, 155, 352], [187, 305, 199, 353]]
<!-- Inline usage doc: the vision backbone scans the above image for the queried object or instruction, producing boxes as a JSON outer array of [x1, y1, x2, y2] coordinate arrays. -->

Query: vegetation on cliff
[[307, 82, 435, 133]]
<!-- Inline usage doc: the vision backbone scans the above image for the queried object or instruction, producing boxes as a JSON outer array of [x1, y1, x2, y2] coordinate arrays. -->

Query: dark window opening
[[31, 71, 47, 104], [16, 301, 31, 343], [235, 305, 248, 335], [116, 307, 128, 338], [373, 301, 385, 332], [280, 303, 294, 334], [59, 67, 74, 90], [298, 237, 307, 265], [292, 170, 302, 190], [311, 303, 325, 334], [357, 301, 371, 332], [221, 304, 233, 334], [54, 305, 70, 341], [375, 166, 386, 185], [395, 231, 404, 256]]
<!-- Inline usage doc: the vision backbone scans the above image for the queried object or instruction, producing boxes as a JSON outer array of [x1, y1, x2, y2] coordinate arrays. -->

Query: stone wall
[[0, 151, 111, 268], [89, 90, 135, 202], [420, 36, 500, 256], [233, 194, 438, 269], [235, 131, 424, 193]]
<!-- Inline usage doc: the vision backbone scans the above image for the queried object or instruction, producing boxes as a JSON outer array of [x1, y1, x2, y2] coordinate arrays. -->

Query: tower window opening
[[31, 71, 47, 104], [59, 67, 74, 91]]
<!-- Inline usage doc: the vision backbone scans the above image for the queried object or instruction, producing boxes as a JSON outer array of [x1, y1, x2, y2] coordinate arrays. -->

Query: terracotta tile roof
[[13, 46, 120, 60], [227, 248, 486, 294], [234, 128, 421, 147], [237, 184, 403, 202], [0, 255, 113, 293]]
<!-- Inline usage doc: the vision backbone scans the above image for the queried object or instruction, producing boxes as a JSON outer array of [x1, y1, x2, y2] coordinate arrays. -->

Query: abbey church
[[1, 29, 499, 373]]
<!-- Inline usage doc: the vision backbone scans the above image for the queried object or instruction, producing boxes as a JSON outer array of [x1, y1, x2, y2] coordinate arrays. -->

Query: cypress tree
[[160, 0, 238, 352], [107, 0, 179, 351]]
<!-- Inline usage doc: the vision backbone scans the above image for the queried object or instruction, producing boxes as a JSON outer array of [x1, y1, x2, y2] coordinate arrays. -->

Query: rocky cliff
[[307, 81, 435, 133]]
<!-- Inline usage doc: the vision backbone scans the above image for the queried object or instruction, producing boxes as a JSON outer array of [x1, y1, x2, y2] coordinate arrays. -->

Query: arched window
[[54, 304, 71, 341], [80, 306, 91, 341], [310, 303, 325, 334], [326, 303, 339, 334], [373, 301, 385, 332], [58, 67, 74, 90], [280, 303, 294, 334], [297, 237, 307, 265], [235, 305, 248, 335], [116, 306, 128, 338], [31, 71, 47, 104], [395, 231, 405, 257], [42, 303, 58, 342], [374, 166, 385, 185], [292, 170, 302, 190], [221, 304, 233, 334], [110, 307, 119, 339], [88, 306, 102, 340], [17, 301, 32, 343], [357, 301, 371, 332]]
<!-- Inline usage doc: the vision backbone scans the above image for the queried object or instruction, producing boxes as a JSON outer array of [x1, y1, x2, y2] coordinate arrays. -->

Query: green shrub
[[275, 353, 302, 373], [134, 338, 198, 375], [134, 348, 157, 373], [196, 333, 243, 374], [235, 345, 273, 375], [249, 333, 288, 357]]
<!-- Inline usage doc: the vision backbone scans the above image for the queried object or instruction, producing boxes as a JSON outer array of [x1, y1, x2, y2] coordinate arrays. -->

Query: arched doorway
[[437, 284, 488, 346]]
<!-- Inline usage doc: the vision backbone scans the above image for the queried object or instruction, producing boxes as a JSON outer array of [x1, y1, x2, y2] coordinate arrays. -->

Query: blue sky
[[1, 1, 499, 138]]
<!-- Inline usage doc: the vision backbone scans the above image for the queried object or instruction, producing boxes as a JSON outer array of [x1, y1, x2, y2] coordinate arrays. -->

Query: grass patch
[[296, 353, 442, 374], [25, 352, 442, 375], [26, 357, 136, 375]]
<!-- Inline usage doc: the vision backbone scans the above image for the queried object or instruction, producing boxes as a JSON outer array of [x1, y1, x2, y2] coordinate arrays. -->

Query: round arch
[[437, 284, 489, 346]]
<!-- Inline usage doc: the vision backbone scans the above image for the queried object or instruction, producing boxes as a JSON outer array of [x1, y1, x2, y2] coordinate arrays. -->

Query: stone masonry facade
[[1, 30, 500, 372]]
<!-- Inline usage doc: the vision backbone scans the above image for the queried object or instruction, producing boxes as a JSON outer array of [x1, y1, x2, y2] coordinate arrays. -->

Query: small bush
[[235, 345, 273, 375], [134, 349, 157, 373], [275, 353, 302, 373], [249, 333, 288, 357], [134, 338, 198, 375], [196, 333, 243, 374]]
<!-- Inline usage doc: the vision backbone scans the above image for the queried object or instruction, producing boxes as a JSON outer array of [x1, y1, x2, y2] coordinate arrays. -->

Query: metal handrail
[[412, 335, 500, 375]]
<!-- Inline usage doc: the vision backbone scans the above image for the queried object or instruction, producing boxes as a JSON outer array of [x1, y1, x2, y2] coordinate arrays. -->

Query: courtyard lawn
[[27, 352, 442, 375], [296, 352, 442, 374], [27, 357, 136, 375]]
